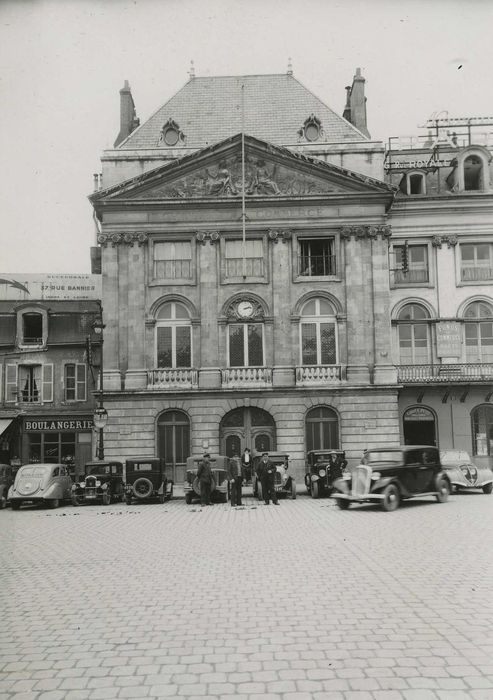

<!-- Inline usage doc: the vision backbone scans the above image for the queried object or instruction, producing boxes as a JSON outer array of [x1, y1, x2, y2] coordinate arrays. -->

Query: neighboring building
[[0, 274, 102, 475], [90, 68, 400, 483], [386, 118, 493, 467]]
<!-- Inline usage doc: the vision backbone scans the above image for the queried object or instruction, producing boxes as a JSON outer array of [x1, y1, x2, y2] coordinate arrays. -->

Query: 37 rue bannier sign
[[24, 417, 94, 431]]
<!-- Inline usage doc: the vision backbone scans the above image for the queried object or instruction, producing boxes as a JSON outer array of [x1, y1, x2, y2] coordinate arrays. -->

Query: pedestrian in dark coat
[[257, 453, 279, 505], [227, 453, 243, 506], [197, 454, 213, 506], [241, 447, 252, 482]]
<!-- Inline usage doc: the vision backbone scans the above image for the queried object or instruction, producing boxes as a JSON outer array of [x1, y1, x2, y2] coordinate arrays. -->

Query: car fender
[[332, 477, 350, 494], [44, 483, 63, 499], [371, 475, 397, 492], [158, 482, 165, 495], [435, 470, 451, 489]]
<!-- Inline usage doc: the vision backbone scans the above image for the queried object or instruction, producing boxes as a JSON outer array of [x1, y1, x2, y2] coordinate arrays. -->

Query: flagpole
[[241, 83, 246, 279]]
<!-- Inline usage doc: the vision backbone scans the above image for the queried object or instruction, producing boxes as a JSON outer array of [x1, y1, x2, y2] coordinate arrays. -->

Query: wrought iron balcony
[[296, 365, 342, 385], [147, 368, 198, 390], [397, 363, 493, 383], [298, 255, 336, 277], [221, 367, 272, 388]]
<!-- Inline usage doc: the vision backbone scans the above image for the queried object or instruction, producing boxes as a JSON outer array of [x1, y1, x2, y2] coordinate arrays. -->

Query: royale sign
[[385, 157, 452, 170], [25, 418, 94, 432]]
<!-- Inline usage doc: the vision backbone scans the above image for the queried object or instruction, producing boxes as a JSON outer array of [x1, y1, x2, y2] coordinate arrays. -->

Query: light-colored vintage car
[[440, 450, 493, 494], [8, 463, 73, 509], [184, 455, 230, 504]]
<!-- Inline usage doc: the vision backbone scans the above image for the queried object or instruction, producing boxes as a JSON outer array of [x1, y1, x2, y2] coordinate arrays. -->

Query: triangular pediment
[[92, 134, 393, 204]]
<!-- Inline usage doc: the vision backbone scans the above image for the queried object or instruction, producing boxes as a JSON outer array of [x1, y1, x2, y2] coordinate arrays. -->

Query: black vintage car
[[71, 461, 125, 506], [125, 457, 173, 504], [252, 452, 296, 500], [331, 445, 451, 512], [184, 455, 230, 504], [0, 464, 17, 509], [304, 450, 347, 498]]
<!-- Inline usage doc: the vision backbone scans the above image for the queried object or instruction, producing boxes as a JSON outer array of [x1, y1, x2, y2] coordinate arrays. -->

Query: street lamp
[[92, 314, 106, 460]]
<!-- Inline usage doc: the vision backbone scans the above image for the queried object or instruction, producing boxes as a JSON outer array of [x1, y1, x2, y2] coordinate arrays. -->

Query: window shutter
[[42, 364, 54, 402], [5, 364, 18, 402], [76, 364, 87, 401]]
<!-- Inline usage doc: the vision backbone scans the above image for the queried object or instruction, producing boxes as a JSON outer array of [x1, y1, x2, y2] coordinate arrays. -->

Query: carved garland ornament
[[97, 232, 148, 247], [340, 225, 391, 240]]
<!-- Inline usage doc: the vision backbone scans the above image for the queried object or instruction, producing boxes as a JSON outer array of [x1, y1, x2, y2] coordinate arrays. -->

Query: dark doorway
[[403, 406, 436, 446]]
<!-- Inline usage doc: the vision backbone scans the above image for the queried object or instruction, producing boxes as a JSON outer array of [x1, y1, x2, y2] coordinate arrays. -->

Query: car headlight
[[371, 472, 381, 481], [319, 468, 326, 477], [342, 474, 351, 481], [79, 482, 85, 488], [96, 480, 102, 487]]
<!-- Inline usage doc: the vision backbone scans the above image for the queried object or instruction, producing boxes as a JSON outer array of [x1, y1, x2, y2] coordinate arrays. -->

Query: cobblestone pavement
[[1, 487, 493, 700]]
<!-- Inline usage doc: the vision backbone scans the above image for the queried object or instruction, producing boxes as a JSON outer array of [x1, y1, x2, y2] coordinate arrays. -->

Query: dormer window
[[464, 155, 483, 191], [298, 114, 323, 142], [400, 171, 426, 195], [159, 118, 185, 146], [22, 313, 43, 344]]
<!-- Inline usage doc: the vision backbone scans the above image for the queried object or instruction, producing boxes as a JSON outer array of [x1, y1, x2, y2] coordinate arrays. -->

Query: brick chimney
[[113, 80, 140, 147], [343, 68, 370, 138]]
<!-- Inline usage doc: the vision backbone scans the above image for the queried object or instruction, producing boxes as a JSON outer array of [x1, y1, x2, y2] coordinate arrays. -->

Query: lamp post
[[92, 313, 107, 460]]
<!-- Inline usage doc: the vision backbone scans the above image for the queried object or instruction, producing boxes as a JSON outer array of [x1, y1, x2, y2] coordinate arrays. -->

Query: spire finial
[[189, 60, 195, 79], [287, 57, 293, 76]]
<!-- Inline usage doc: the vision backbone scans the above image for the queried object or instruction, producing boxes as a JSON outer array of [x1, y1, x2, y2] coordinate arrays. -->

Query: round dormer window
[[163, 127, 179, 146], [305, 123, 320, 142]]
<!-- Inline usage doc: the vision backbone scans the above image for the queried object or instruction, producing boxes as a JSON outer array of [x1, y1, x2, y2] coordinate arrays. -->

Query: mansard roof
[[91, 133, 394, 208], [118, 73, 368, 150]]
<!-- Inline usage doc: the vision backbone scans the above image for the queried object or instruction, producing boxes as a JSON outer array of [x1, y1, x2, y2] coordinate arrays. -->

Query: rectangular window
[[394, 244, 429, 284], [157, 326, 191, 368], [20, 366, 41, 403], [461, 243, 493, 282], [298, 238, 335, 276], [228, 324, 263, 366], [65, 364, 87, 401], [22, 313, 43, 344], [153, 241, 192, 279], [225, 239, 264, 278], [28, 432, 76, 464], [301, 323, 317, 365], [301, 323, 336, 365]]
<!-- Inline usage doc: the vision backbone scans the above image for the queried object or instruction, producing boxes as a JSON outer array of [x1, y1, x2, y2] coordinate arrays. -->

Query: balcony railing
[[298, 255, 336, 277], [221, 367, 272, 388], [393, 268, 429, 284], [397, 363, 493, 383], [461, 266, 493, 282], [147, 368, 198, 390], [296, 365, 342, 385]]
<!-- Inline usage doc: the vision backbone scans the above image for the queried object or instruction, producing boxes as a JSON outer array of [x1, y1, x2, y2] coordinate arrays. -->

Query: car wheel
[[102, 492, 111, 506], [335, 497, 350, 510], [381, 484, 400, 512], [311, 481, 319, 499], [291, 481, 297, 499], [48, 499, 59, 509], [132, 477, 153, 499], [11, 501, 21, 510], [257, 482, 263, 501], [435, 477, 450, 503], [185, 492, 193, 505], [482, 483, 492, 494]]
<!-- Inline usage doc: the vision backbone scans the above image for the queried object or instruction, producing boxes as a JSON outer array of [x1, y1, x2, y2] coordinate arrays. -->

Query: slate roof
[[118, 73, 367, 150]]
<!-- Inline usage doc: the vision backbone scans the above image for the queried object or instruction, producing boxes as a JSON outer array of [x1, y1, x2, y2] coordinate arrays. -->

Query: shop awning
[[0, 419, 13, 437]]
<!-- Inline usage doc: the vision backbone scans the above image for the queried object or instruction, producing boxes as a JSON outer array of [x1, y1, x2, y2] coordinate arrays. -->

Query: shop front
[[21, 415, 94, 477]]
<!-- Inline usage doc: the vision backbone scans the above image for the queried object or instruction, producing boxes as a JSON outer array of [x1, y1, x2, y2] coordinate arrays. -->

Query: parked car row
[[1, 446, 491, 512]]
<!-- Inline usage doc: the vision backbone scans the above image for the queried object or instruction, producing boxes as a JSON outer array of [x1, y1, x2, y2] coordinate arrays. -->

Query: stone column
[[99, 234, 122, 391], [269, 229, 295, 387], [196, 231, 221, 389], [370, 226, 397, 384], [342, 226, 371, 384], [125, 233, 148, 389]]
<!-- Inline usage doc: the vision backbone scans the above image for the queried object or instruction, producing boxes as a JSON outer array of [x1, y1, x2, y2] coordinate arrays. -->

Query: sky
[[1, 0, 492, 273]]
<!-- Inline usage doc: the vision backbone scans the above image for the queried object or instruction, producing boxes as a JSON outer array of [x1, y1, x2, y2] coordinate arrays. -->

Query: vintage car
[[125, 457, 173, 504], [0, 464, 17, 509], [304, 450, 348, 498], [440, 450, 493, 494], [332, 445, 451, 512], [8, 463, 73, 509], [252, 452, 296, 500], [71, 461, 125, 506], [184, 455, 230, 504]]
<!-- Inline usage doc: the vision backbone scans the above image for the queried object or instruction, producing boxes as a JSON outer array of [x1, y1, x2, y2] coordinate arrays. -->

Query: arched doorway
[[157, 409, 190, 483], [403, 406, 436, 446], [305, 406, 339, 451], [220, 407, 276, 459]]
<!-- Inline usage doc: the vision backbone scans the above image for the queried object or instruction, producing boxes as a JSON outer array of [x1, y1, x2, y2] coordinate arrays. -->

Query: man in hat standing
[[257, 452, 279, 505], [227, 452, 243, 507], [197, 453, 213, 506]]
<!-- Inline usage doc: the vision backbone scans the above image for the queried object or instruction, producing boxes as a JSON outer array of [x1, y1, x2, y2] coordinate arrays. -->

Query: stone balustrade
[[295, 365, 342, 385], [147, 368, 198, 390], [221, 367, 273, 388]]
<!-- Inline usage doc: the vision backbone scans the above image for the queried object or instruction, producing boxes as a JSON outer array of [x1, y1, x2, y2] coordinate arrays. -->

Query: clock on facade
[[237, 301, 254, 318]]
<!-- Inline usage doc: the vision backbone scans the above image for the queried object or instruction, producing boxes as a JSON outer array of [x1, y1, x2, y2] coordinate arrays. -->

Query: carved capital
[[444, 235, 458, 248], [97, 232, 148, 247], [268, 229, 292, 244], [196, 230, 220, 246], [341, 225, 391, 240], [432, 235, 443, 248]]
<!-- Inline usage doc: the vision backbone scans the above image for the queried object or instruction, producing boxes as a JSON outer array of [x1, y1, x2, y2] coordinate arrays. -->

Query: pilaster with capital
[[124, 236, 148, 389], [269, 229, 295, 386], [100, 242, 122, 390], [371, 232, 397, 385], [196, 230, 221, 388]]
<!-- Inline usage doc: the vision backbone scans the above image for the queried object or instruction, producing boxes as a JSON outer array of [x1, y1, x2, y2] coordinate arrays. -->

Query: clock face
[[238, 301, 254, 318]]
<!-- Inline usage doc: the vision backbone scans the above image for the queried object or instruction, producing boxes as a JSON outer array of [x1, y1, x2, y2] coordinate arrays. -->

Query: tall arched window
[[305, 406, 339, 451], [464, 301, 493, 362], [464, 155, 483, 191], [471, 405, 493, 456], [397, 303, 431, 364], [155, 301, 192, 368], [300, 298, 337, 365]]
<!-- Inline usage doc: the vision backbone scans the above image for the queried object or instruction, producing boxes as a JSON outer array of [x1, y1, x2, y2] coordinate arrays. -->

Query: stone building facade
[[386, 120, 493, 468], [90, 69, 401, 482]]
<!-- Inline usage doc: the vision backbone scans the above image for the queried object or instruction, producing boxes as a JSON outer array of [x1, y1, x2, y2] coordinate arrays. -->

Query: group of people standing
[[196, 448, 279, 507]]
